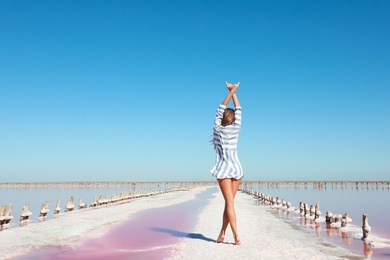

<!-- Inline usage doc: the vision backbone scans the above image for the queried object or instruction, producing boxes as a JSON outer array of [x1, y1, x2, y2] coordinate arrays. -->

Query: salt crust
[[167, 189, 360, 260], [0, 186, 208, 260], [1, 186, 362, 260]]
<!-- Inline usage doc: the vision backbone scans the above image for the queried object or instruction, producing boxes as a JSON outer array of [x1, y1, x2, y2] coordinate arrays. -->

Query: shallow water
[[2, 182, 390, 259], [0, 182, 187, 228], [245, 182, 390, 259], [11, 187, 215, 259]]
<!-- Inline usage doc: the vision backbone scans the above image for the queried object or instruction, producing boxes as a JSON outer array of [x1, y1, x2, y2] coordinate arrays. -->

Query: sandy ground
[[168, 189, 361, 260]]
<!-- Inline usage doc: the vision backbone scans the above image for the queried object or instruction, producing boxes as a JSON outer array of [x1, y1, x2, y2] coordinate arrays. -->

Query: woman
[[210, 81, 243, 245]]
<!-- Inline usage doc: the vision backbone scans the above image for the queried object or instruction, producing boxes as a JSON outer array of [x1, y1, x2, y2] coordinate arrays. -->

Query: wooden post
[[90, 197, 98, 207], [20, 203, 32, 221], [309, 205, 315, 217], [4, 204, 14, 225], [78, 198, 87, 209], [341, 213, 351, 227], [326, 211, 333, 223], [65, 196, 75, 212], [362, 214, 371, 239], [0, 205, 5, 226], [304, 203, 309, 216], [54, 200, 61, 215], [315, 202, 321, 220], [39, 201, 50, 217]]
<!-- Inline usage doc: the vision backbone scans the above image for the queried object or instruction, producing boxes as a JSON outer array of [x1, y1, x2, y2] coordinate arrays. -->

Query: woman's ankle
[[216, 231, 225, 243], [234, 234, 241, 245]]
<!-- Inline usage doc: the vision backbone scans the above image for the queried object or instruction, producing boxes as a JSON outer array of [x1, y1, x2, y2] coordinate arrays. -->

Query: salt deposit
[[2, 186, 384, 260], [0, 186, 208, 259], [168, 190, 360, 260]]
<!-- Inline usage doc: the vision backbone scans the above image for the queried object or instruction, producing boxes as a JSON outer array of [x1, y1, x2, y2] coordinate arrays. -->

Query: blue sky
[[1, 0, 389, 182]]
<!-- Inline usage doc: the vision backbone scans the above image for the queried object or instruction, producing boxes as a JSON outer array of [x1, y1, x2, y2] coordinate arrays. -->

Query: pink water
[[16, 188, 215, 260], [252, 184, 390, 259]]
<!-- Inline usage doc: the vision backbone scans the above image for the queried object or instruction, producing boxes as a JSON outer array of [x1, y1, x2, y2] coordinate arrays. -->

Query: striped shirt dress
[[210, 104, 244, 180]]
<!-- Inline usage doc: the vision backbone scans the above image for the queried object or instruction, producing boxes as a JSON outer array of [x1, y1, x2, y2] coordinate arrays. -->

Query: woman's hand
[[221, 81, 240, 106], [226, 81, 240, 91], [225, 81, 233, 90]]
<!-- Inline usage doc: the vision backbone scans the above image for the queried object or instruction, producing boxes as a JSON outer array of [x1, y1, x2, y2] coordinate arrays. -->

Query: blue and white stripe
[[210, 104, 243, 180]]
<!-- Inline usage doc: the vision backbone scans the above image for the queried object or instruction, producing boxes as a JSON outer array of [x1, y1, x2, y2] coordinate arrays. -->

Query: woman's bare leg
[[217, 178, 242, 245], [230, 178, 241, 244], [217, 178, 241, 242], [216, 208, 228, 243]]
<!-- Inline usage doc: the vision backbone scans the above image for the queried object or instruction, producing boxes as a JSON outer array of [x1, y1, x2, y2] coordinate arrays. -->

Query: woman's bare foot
[[234, 236, 241, 245], [216, 231, 225, 243]]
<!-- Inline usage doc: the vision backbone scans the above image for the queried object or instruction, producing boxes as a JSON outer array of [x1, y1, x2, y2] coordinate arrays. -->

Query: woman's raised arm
[[224, 82, 240, 107]]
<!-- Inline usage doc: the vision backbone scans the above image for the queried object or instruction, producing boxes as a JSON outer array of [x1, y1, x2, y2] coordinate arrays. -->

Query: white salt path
[[0, 186, 208, 260], [168, 189, 360, 260]]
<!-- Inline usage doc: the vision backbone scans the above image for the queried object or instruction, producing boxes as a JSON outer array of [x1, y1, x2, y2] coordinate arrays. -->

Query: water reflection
[[363, 240, 373, 259], [241, 182, 390, 260], [324, 224, 352, 246]]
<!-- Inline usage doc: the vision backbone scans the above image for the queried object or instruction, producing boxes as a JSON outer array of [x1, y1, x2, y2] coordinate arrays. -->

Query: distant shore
[[1, 180, 389, 188]]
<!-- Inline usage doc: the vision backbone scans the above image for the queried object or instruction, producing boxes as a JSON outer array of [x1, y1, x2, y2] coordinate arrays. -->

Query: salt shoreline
[[1, 186, 365, 260], [0, 186, 208, 260], [168, 189, 361, 260]]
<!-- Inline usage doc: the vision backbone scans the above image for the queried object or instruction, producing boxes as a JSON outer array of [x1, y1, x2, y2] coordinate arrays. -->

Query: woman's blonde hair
[[221, 108, 235, 126]]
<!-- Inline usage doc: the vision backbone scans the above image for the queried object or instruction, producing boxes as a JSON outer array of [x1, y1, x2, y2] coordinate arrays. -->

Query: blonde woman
[[210, 81, 243, 245]]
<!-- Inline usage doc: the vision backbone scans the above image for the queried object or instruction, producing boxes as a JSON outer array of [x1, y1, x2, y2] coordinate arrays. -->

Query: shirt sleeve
[[214, 104, 226, 127], [234, 106, 242, 127]]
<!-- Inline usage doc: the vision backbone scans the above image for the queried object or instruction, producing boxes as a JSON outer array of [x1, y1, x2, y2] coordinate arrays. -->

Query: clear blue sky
[[1, 1, 389, 182]]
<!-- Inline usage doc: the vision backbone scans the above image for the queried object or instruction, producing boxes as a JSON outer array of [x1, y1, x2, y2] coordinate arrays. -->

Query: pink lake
[[16, 188, 215, 260]]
